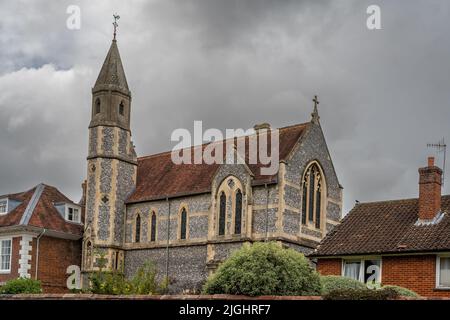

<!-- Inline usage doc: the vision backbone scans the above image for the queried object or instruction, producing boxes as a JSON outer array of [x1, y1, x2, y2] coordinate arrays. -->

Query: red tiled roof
[[312, 195, 450, 257], [0, 184, 83, 237], [127, 122, 308, 203], [0, 189, 34, 227]]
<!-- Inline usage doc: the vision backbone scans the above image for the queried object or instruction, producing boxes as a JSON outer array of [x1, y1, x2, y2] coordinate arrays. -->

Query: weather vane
[[113, 14, 120, 40]]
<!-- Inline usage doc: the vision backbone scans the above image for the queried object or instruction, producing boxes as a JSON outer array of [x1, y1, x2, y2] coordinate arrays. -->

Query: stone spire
[[93, 40, 129, 95]]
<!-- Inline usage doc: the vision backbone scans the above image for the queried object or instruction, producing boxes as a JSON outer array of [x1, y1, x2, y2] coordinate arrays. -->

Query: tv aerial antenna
[[427, 138, 447, 186]]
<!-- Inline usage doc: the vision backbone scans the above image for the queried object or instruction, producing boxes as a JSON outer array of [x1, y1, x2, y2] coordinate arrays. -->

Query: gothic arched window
[[219, 192, 226, 236], [180, 208, 187, 240], [150, 211, 157, 242], [119, 101, 125, 116], [234, 189, 242, 234], [216, 176, 245, 236], [135, 214, 141, 243], [95, 98, 101, 114], [301, 163, 324, 229]]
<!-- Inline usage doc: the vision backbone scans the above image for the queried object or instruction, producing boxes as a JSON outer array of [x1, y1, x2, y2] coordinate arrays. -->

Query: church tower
[[83, 35, 137, 277]]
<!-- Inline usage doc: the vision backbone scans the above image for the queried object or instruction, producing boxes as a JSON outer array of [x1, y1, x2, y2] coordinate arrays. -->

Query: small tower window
[[135, 214, 141, 243], [180, 208, 187, 240], [95, 98, 101, 114], [119, 101, 125, 116]]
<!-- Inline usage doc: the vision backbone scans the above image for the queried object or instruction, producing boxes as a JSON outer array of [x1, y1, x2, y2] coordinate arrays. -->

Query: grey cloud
[[0, 0, 450, 214]]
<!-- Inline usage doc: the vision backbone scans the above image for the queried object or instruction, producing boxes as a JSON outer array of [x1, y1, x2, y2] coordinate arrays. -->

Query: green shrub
[[324, 287, 400, 300], [0, 277, 42, 294], [89, 260, 166, 295], [202, 242, 322, 296], [382, 285, 419, 298], [320, 275, 367, 295], [129, 261, 168, 294], [89, 271, 132, 295]]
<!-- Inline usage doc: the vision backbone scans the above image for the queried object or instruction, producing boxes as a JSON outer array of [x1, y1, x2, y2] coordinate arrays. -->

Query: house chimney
[[254, 123, 271, 133], [418, 156, 442, 220]]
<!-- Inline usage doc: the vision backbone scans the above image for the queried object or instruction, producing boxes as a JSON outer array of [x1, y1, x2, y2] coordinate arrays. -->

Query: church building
[[81, 36, 343, 293]]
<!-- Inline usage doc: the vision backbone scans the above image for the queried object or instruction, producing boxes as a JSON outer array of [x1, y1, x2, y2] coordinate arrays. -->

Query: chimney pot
[[253, 123, 271, 132], [428, 156, 435, 167]]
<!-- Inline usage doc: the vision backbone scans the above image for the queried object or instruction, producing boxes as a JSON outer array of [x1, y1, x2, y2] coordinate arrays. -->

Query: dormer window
[[0, 199, 7, 215], [65, 205, 81, 223]]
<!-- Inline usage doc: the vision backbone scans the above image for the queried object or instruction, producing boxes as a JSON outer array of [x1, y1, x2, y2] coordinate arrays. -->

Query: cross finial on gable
[[113, 14, 120, 40], [311, 95, 320, 123]]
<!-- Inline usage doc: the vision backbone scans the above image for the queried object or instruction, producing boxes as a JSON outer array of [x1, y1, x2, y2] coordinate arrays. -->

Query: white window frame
[[436, 254, 450, 289], [341, 257, 382, 284], [0, 237, 13, 274], [0, 198, 8, 215], [65, 204, 81, 223]]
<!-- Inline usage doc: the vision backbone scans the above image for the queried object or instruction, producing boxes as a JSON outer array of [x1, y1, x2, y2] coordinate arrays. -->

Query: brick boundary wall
[[0, 294, 449, 300]]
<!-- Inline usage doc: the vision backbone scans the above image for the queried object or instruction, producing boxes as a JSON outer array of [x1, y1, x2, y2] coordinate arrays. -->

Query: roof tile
[[312, 196, 450, 256], [127, 122, 308, 203]]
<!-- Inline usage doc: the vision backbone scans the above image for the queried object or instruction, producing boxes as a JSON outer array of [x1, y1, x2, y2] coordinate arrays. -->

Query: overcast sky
[[1, 0, 450, 214]]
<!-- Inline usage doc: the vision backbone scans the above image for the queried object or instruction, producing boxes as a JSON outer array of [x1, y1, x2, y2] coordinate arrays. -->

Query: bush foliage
[[324, 287, 399, 300], [381, 285, 419, 298], [0, 277, 42, 294], [324, 284, 420, 300], [320, 275, 367, 295], [89, 261, 167, 295], [202, 242, 322, 296]]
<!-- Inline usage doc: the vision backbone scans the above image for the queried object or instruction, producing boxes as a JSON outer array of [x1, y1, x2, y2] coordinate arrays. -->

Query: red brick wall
[[33, 236, 82, 293], [0, 237, 20, 283], [316, 255, 450, 298], [382, 255, 450, 298], [316, 258, 341, 275]]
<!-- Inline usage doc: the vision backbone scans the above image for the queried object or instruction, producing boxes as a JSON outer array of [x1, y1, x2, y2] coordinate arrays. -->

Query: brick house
[[0, 184, 83, 293], [312, 157, 450, 297]]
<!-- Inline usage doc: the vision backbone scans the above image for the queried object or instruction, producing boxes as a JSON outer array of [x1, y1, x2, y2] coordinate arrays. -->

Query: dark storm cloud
[[0, 0, 449, 214]]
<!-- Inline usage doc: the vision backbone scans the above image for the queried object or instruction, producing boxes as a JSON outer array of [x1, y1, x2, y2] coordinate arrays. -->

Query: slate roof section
[[127, 122, 309, 203], [0, 184, 83, 237], [311, 195, 450, 257]]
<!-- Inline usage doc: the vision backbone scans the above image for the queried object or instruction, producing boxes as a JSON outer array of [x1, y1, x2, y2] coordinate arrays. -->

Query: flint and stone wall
[[122, 122, 342, 293], [282, 122, 342, 242]]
